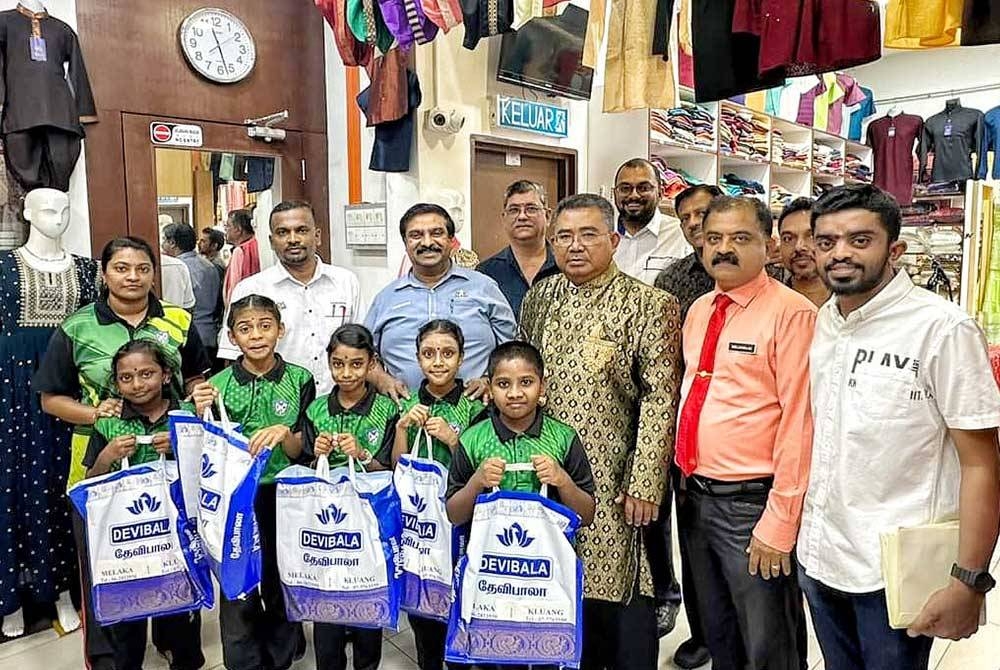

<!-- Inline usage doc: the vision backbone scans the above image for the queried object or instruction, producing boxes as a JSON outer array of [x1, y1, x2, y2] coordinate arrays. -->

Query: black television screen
[[496, 6, 594, 101]]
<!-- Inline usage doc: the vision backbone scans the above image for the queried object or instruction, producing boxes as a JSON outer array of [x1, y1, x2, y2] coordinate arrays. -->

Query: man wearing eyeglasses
[[478, 180, 561, 319], [521, 194, 682, 670], [612, 158, 691, 286]]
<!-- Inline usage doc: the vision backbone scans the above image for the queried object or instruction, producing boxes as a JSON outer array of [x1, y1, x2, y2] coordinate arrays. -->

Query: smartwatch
[[951, 564, 997, 594]]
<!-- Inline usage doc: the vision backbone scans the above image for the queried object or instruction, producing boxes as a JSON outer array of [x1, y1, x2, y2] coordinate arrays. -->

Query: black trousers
[[313, 623, 382, 670], [580, 589, 658, 670], [110, 612, 205, 670], [219, 485, 302, 670], [410, 613, 478, 670], [680, 486, 805, 670], [71, 504, 115, 670], [3, 127, 82, 191]]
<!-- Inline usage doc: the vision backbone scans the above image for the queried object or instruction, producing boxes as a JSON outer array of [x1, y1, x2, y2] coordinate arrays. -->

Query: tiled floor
[[3, 544, 999, 668]]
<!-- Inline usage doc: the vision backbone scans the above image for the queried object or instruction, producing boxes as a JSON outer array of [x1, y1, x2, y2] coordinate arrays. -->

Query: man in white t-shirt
[[799, 184, 1000, 670], [160, 253, 195, 309]]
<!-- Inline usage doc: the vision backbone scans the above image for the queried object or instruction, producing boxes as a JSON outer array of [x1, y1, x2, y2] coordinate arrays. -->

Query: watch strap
[[951, 563, 996, 593]]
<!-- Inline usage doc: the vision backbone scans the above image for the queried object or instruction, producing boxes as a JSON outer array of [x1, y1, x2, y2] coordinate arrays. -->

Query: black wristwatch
[[951, 564, 996, 594]]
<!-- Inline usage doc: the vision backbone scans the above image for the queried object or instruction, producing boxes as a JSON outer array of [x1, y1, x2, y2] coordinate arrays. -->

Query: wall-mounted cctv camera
[[425, 107, 466, 135]]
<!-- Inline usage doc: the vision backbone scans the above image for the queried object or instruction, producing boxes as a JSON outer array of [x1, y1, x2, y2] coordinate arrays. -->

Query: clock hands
[[210, 28, 229, 72]]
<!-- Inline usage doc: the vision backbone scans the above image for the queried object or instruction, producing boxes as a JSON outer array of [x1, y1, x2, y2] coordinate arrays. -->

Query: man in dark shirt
[[477, 180, 560, 319]]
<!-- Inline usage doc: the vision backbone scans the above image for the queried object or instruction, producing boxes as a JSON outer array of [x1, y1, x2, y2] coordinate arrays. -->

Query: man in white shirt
[[160, 253, 196, 309], [219, 201, 364, 394], [612, 158, 691, 285], [800, 184, 1000, 670]]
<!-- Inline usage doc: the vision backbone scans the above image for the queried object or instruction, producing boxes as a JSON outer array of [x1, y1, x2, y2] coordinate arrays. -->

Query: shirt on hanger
[[962, 0, 1000, 46], [378, 0, 438, 49], [867, 113, 923, 206], [977, 106, 1000, 179], [918, 104, 985, 183], [847, 86, 876, 141], [825, 74, 867, 135], [885, 0, 963, 48]]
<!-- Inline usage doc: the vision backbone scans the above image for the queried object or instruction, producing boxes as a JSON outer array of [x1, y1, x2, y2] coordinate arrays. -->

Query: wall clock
[[179, 7, 256, 84]]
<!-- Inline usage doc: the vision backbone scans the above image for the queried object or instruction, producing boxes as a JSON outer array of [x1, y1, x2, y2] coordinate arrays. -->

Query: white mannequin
[[887, 105, 903, 118], [2, 189, 81, 639], [18, 1, 46, 14], [18, 188, 72, 273]]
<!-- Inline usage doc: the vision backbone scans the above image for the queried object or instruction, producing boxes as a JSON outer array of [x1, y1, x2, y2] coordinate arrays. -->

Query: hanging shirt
[[347, 0, 395, 52], [0, 8, 97, 135], [867, 114, 923, 206], [421, 0, 464, 32], [918, 105, 985, 183], [460, 0, 514, 50], [316, 0, 373, 66], [978, 106, 1000, 179], [357, 68, 422, 173], [847, 86, 876, 141], [378, 0, 438, 49], [885, 0, 962, 48], [824, 74, 867, 135], [603, 0, 676, 112], [962, 0, 1000, 46]]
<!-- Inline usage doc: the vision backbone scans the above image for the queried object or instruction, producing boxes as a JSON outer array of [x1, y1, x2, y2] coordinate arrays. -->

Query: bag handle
[[409, 427, 434, 460], [346, 455, 358, 491], [497, 461, 548, 499], [316, 455, 331, 482]]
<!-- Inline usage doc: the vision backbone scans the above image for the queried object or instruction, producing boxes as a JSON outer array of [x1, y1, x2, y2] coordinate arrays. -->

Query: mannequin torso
[[17, 1, 46, 15]]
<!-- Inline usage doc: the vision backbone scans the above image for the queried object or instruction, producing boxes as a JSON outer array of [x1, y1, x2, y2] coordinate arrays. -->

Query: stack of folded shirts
[[845, 154, 872, 182], [927, 227, 964, 254], [650, 106, 715, 149], [770, 184, 796, 210], [720, 108, 768, 160], [650, 157, 703, 202], [929, 207, 964, 223], [813, 143, 843, 174], [772, 129, 784, 163], [913, 180, 965, 196], [720, 172, 766, 199], [781, 141, 810, 168]]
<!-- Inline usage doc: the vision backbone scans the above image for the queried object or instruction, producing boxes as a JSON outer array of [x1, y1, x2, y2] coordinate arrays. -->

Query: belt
[[687, 475, 773, 497]]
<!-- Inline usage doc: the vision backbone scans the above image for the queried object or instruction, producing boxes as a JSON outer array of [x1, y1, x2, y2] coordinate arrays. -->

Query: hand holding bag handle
[[409, 427, 434, 461], [499, 461, 548, 499]]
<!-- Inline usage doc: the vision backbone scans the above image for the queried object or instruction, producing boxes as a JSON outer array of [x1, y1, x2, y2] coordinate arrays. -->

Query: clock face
[[179, 8, 256, 84]]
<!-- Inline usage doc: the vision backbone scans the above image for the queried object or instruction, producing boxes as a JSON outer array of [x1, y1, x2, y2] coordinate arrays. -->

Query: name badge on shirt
[[29, 36, 47, 61], [728, 341, 757, 355], [888, 126, 896, 138], [944, 121, 953, 137]]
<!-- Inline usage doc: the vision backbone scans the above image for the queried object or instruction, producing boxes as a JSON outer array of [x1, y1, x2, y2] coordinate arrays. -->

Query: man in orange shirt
[[676, 196, 815, 670], [223, 208, 261, 304]]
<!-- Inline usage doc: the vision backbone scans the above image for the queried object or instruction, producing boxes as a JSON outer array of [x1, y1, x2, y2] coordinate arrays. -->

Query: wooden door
[[115, 113, 329, 262], [470, 136, 577, 260]]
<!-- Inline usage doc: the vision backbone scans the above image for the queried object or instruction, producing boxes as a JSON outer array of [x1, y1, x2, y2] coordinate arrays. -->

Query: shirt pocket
[[581, 337, 619, 376], [848, 369, 920, 422]]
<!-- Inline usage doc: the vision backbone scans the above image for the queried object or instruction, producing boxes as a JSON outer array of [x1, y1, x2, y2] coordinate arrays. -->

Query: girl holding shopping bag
[[192, 294, 315, 670]]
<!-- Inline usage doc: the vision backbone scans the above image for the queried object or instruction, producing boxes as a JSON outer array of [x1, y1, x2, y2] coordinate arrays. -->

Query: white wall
[[1, 0, 91, 256]]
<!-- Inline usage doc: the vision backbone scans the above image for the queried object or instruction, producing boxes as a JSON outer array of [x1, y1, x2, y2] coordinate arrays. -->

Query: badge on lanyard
[[944, 121, 953, 137], [888, 125, 896, 138], [29, 35, 46, 61]]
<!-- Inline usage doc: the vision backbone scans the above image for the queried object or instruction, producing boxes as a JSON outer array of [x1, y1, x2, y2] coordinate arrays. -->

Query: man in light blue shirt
[[366, 203, 516, 399]]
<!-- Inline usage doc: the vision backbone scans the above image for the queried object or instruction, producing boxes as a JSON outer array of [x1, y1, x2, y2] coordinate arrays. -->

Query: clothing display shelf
[[646, 87, 874, 216]]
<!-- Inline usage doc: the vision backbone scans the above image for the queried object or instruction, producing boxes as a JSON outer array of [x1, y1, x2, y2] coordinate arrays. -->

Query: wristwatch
[[951, 564, 997, 593], [359, 451, 374, 467]]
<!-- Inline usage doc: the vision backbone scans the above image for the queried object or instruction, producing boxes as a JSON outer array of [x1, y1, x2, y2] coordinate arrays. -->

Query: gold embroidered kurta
[[602, 0, 676, 112], [520, 263, 682, 602]]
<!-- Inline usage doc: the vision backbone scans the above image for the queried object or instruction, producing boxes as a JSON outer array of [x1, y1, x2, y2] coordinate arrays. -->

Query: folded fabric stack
[[770, 184, 796, 210], [772, 129, 784, 164], [845, 154, 872, 182], [781, 141, 810, 169], [650, 106, 715, 149], [900, 201, 937, 227], [812, 143, 843, 174], [720, 173, 766, 199], [913, 180, 965, 196], [650, 156, 703, 202], [929, 207, 964, 224], [720, 108, 768, 160]]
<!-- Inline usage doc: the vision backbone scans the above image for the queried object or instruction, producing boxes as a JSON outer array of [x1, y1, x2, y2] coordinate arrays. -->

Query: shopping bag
[[276, 456, 403, 629], [68, 455, 211, 625], [445, 464, 584, 668], [393, 429, 456, 621], [197, 403, 267, 600]]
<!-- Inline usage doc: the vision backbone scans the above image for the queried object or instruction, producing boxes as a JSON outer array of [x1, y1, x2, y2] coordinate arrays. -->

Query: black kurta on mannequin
[[0, 5, 97, 191]]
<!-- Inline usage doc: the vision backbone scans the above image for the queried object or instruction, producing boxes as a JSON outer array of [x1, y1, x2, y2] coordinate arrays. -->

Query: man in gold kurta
[[521, 194, 681, 670]]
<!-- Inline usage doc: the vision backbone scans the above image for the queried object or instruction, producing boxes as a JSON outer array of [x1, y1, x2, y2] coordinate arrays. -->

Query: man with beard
[[677, 196, 814, 670], [613, 158, 690, 285], [219, 201, 364, 394], [778, 198, 830, 307], [366, 203, 516, 401], [800, 185, 1000, 669], [521, 194, 681, 670]]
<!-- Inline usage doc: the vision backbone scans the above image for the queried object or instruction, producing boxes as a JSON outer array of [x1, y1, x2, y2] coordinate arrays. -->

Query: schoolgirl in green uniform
[[191, 294, 315, 670], [301, 323, 398, 670], [82, 340, 204, 670]]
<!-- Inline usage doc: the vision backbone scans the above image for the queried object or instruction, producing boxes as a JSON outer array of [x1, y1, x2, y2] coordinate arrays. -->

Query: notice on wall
[[344, 203, 388, 249], [150, 122, 204, 147]]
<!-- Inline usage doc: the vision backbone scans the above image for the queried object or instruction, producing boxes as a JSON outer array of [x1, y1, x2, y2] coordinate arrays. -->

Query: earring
[[538, 395, 547, 407]]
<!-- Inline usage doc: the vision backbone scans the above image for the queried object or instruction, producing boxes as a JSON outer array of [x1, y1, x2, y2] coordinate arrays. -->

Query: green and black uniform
[[208, 354, 315, 484], [34, 294, 210, 488], [209, 354, 313, 670], [376, 380, 485, 468], [302, 384, 399, 469], [78, 397, 205, 670], [446, 407, 595, 503], [83, 398, 194, 472]]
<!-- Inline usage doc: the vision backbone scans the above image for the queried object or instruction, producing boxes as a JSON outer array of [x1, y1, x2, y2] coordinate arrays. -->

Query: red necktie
[[675, 293, 734, 477]]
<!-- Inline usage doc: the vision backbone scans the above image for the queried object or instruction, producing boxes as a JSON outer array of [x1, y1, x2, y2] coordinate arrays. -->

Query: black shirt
[[654, 252, 715, 323], [0, 7, 97, 135], [477, 245, 560, 321], [918, 103, 985, 182]]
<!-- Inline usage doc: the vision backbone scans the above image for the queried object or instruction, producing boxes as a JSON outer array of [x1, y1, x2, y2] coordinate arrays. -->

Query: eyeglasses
[[551, 231, 611, 248], [614, 183, 658, 197], [503, 205, 546, 218]]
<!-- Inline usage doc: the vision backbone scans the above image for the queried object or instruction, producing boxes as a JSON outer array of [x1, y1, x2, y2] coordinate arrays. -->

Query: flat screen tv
[[496, 5, 594, 101]]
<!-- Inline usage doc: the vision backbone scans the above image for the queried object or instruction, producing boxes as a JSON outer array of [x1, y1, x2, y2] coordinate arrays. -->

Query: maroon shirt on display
[[867, 114, 924, 206]]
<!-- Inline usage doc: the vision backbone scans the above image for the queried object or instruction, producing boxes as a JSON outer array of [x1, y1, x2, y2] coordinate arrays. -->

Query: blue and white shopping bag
[[68, 456, 211, 625], [197, 404, 267, 600], [445, 468, 584, 668], [277, 457, 403, 629], [394, 429, 456, 621]]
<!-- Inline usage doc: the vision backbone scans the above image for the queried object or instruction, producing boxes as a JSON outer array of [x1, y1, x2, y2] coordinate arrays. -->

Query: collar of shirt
[[395, 261, 468, 291], [712, 269, 769, 309], [490, 406, 544, 442], [95, 292, 166, 326], [274, 256, 335, 288], [327, 383, 377, 416], [497, 244, 558, 275], [619, 213, 663, 240], [119, 396, 181, 427], [418, 379, 465, 406], [231, 354, 288, 385], [178, 251, 198, 262], [822, 270, 913, 327], [568, 262, 621, 294]]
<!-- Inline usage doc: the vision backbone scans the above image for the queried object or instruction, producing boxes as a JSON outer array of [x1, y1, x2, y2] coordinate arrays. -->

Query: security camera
[[425, 107, 465, 135]]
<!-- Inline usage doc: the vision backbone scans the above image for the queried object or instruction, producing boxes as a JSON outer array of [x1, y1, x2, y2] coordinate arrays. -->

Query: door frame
[[114, 112, 329, 261], [469, 134, 578, 201]]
